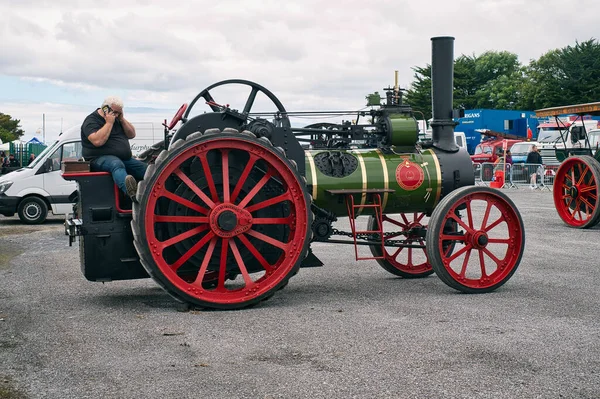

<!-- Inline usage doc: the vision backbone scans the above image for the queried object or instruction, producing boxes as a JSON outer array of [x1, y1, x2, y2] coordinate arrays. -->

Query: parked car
[[470, 139, 521, 164], [509, 141, 538, 163]]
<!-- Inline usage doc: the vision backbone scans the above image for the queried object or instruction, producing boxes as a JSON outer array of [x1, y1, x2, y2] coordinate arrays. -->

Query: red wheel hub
[[373, 213, 432, 277], [467, 230, 489, 249], [209, 203, 253, 238]]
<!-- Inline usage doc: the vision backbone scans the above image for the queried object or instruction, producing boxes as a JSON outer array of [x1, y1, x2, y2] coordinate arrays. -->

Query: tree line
[[404, 38, 600, 120], [0, 113, 25, 144]]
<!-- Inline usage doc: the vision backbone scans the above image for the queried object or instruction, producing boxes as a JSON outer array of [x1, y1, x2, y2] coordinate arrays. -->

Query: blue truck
[[454, 109, 539, 154]]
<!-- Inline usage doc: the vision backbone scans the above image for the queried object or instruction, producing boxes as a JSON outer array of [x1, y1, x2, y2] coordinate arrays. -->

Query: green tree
[[405, 51, 524, 118], [404, 65, 432, 120], [526, 39, 600, 109], [0, 113, 25, 143]]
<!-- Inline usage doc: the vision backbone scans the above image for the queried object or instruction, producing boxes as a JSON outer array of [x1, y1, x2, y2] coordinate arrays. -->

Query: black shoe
[[125, 175, 138, 203]]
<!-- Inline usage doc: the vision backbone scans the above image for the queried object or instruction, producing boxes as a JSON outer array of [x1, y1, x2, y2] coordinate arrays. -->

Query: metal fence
[[474, 162, 556, 190]]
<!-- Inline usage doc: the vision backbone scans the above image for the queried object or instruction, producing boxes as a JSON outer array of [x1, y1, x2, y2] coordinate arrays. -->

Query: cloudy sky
[[0, 0, 597, 143]]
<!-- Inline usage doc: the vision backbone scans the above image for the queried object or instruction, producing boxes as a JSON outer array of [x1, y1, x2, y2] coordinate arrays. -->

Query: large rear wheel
[[132, 129, 312, 309]]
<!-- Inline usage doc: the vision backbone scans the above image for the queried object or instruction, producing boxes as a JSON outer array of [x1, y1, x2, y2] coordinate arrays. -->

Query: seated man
[[81, 96, 146, 202]]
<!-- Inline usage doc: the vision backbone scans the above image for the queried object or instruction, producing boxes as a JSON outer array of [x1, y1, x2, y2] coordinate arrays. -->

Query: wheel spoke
[[466, 201, 474, 229], [170, 231, 215, 271], [242, 87, 259, 115], [222, 150, 230, 203], [161, 190, 209, 215], [440, 233, 466, 241], [565, 172, 573, 182], [400, 213, 410, 225], [484, 216, 504, 233], [231, 154, 258, 203], [252, 217, 293, 225], [174, 168, 216, 208], [459, 248, 472, 278], [482, 247, 503, 268], [580, 197, 594, 215], [391, 246, 403, 259], [449, 213, 472, 234], [480, 201, 492, 230], [245, 191, 292, 213], [580, 185, 597, 193], [246, 229, 288, 250], [229, 239, 254, 288], [446, 244, 471, 263], [238, 234, 274, 273], [415, 212, 426, 223], [487, 238, 511, 244], [382, 215, 407, 229], [238, 169, 274, 208], [192, 237, 217, 286], [407, 248, 413, 267], [217, 238, 229, 291], [159, 225, 209, 250], [199, 155, 219, 203], [577, 164, 586, 186], [478, 250, 487, 278], [202, 91, 220, 112], [154, 215, 209, 223]]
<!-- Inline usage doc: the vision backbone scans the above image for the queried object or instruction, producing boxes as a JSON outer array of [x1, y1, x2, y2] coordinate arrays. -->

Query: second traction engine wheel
[[132, 129, 312, 309], [426, 186, 525, 293], [552, 155, 600, 228], [367, 213, 433, 278]]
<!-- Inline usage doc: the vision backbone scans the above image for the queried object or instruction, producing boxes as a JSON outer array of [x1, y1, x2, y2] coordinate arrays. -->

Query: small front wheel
[[426, 186, 525, 293], [18, 196, 48, 224]]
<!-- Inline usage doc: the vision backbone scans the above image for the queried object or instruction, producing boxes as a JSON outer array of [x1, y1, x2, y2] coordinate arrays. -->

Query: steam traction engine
[[64, 37, 525, 310]]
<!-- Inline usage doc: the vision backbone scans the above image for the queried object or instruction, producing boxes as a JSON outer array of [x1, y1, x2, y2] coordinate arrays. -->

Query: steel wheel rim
[[553, 157, 599, 227], [24, 203, 41, 220], [143, 137, 308, 304], [436, 192, 523, 289], [380, 213, 431, 274]]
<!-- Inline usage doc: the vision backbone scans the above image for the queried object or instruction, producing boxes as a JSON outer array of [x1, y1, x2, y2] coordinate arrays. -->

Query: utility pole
[[43, 113, 46, 144]]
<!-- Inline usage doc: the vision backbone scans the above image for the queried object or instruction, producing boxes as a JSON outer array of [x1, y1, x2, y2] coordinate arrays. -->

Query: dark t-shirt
[[81, 109, 133, 161], [526, 151, 542, 165]]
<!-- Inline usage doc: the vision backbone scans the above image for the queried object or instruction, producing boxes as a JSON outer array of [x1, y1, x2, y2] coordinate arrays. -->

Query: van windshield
[[537, 129, 563, 143], [474, 145, 492, 155], [510, 143, 531, 155], [26, 140, 58, 169]]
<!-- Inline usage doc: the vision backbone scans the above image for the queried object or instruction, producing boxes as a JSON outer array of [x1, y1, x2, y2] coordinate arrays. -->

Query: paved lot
[[1, 189, 599, 399]]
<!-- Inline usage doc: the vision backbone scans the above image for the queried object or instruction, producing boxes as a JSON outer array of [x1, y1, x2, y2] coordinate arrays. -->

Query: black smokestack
[[430, 36, 459, 152]]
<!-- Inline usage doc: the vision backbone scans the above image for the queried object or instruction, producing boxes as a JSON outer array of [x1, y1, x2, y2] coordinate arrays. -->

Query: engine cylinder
[[304, 147, 473, 217]]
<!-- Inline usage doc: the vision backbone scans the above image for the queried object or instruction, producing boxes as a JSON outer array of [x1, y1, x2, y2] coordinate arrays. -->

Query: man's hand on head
[[105, 112, 117, 124]]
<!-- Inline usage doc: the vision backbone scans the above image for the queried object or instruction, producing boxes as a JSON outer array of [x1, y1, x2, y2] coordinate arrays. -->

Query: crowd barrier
[[474, 162, 557, 190]]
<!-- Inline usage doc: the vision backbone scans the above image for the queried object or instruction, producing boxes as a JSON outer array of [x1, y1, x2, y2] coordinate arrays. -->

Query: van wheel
[[18, 197, 48, 224]]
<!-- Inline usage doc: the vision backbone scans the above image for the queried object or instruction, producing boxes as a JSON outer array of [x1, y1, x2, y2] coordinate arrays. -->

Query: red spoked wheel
[[367, 213, 433, 278], [426, 186, 525, 293], [132, 129, 311, 309], [553, 155, 600, 229]]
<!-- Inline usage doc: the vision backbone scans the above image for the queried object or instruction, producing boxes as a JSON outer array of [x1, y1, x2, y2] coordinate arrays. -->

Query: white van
[[0, 122, 163, 224], [538, 120, 600, 165], [424, 129, 467, 150], [454, 131, 467, 150]]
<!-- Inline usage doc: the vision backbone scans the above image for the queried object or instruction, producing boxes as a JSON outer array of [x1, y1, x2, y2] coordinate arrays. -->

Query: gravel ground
[[1, 189, 599, 399]]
